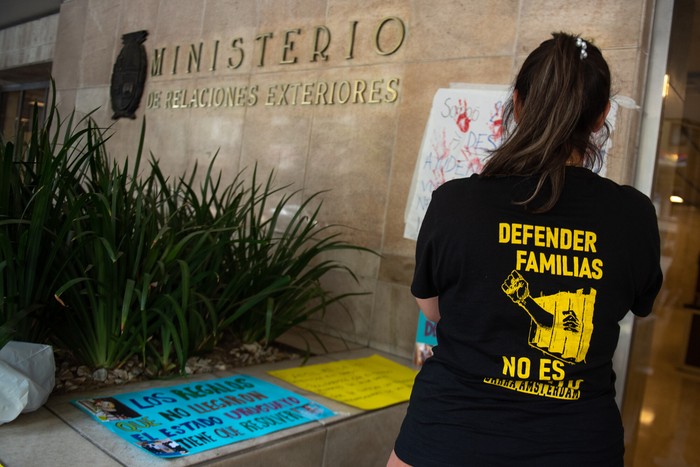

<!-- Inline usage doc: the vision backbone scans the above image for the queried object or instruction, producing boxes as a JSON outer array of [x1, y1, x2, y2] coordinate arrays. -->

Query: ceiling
[[0, 0, 62, 30]]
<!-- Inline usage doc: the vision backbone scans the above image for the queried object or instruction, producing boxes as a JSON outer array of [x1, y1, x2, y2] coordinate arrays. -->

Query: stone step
[[0, 346, 410, 467]]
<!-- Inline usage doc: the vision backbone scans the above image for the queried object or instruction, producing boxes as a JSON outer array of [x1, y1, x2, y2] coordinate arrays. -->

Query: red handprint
[[488, 101, 504, 140], [461, 146, 483, 174], [455, 99, 471, 133]]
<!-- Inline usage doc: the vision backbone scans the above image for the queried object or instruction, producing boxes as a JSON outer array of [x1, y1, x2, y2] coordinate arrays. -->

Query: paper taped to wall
[[404, 85, 509, 240], [404, 86, 618, 240]]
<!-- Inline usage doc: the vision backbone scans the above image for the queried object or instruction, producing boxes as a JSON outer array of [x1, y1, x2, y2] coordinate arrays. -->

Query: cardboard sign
[[73, 374, 334, 458], [269, 355, 417, 410], [414, 311, 438, 366], [404, 86, 618, 240], [404, 85, 508, 240]]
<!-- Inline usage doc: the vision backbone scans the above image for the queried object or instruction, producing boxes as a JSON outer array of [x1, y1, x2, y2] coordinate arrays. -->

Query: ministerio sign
[[110, 16, 407, 118]]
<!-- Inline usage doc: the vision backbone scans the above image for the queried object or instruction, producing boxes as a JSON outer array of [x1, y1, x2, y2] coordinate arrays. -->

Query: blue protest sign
[[73, 374, 335, 458], [414, 310, 438, 365], [416, 311, 438, 347]]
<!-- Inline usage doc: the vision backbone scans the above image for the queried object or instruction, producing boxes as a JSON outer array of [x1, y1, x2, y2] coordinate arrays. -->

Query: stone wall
[[50, 0, 656, 358], [0, 14, 57, 72]]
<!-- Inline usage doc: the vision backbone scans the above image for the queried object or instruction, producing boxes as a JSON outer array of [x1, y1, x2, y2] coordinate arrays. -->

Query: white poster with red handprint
[[404, 86, 619, 240], [404, 85, 509, 240]]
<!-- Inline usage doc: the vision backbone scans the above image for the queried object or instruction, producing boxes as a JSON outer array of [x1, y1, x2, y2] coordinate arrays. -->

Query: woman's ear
[[593, 100, 611, 132]]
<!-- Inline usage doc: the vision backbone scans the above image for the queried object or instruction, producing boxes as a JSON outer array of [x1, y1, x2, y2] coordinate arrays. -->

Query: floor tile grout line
[[43, 404, 129, 466]]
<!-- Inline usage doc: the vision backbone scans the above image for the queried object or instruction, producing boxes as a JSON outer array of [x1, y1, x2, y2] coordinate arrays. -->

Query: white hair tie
[[576, 37, 588, 60]]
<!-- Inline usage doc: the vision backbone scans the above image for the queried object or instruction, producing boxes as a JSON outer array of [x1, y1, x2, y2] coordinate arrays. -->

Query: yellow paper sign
[[268, 354, 417, 410]]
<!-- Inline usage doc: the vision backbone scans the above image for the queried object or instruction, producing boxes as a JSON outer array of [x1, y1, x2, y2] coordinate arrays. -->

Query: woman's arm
[[416, 296, 440, 323]]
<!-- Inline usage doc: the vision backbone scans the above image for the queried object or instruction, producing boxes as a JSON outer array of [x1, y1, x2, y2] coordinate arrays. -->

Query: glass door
[[629, 0, 700, 465], [0, 83, 49, 144]]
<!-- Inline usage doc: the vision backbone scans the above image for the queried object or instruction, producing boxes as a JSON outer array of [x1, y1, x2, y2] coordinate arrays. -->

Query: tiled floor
[[630, 300, 700, 466], [0, 340, 409, 467], [3, 316, 700, 466]]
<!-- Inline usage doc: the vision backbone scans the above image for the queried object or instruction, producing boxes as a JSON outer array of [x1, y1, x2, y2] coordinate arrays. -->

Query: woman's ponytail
[[481, 32, 611, 212]]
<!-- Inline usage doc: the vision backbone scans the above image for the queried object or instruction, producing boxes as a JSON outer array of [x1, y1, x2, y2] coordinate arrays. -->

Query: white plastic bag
[[0, 341, 55, 425], [0, 361, 30, 424]]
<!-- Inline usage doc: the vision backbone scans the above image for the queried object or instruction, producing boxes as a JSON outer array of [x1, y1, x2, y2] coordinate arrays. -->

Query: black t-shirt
[[394, 167, 662, 466]]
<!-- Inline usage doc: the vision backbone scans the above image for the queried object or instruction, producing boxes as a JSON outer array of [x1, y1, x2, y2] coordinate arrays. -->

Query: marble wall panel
[[53, 2, 88, 91], [517, 0, 645, 51], [154, 0, 205, 40], [378, 253, 413, 285], [144, 0, 207, 85], [620, 47, 650, 110], [0, 50, 19, 71], [203, 0, 258, 33], [116, 0, 160, 36], [368, 280, 417, 358], [0, 15, 57, 70], [218, 428, 326, 467], [200, 0, 259, 76], [303, 271, 376, 347], [638, 0, 659, 62], [323, 403, 407, 466], [303, 130, 389, 247], [18, 15, 58, 50], [605, 122, 629, 183], [238, 0, 327, 74], [323, 0, 412, 68], [371, 253, 418, 357], [107, 117, 150, 167], [139, 104, 193, 178], [79, 0, 122, 87], [74, 86, 112, 122], [0, 21, 22, 56], [406, 0, 517, 62], [54, 88, 77, 121], [243, 123, 309, 191], [282, 250, 380, 350], [606, 48, 644, 101], [303, 64, 403, 250], [620, 109, 644, 185], [174, 76, 250, 185], [604, 105, 646, 187], [321, 249, 381, 283], [257, 0, 327, 24], [382, 56, 514, 257], [29, 45, 55, 65], [239, 69, 321, 191]]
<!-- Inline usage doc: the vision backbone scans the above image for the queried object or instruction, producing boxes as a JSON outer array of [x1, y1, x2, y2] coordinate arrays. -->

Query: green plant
[[52, 120, 225, 371], [1, 94, 375, 375], [51, 119, 158, 368], [0, 93, 97, 344], [220, 171, 370, 346]]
